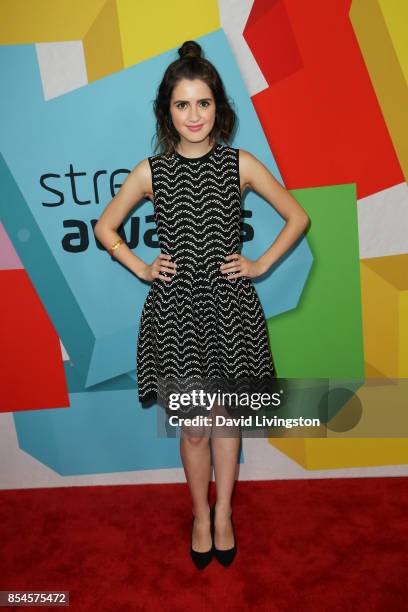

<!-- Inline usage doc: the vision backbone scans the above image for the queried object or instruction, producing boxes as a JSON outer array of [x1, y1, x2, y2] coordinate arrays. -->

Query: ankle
[[214, 502, 232, 517]]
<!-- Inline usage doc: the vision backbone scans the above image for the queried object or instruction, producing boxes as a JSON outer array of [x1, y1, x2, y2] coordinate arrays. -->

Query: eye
[[175, 100, 211, 110]]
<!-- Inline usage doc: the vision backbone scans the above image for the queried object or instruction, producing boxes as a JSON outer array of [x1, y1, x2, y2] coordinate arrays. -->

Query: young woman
[[94, 40, 309, 570]]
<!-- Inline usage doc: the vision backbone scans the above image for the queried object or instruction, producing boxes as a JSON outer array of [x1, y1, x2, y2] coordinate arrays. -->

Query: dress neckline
[[174, 142, 219, 162]]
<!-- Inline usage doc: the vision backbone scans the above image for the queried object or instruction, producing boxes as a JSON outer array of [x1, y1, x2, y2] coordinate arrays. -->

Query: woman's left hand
[[220, 253, 267, 280]]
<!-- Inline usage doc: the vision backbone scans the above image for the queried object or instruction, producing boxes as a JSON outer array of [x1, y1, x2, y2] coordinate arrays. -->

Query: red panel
[[243, 0, 303, 84], [0, 269, 69, 412], [245, 0, 403, 198]]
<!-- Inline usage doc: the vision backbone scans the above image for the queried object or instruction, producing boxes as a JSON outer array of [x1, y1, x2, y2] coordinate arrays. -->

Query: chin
[[183, 130, 211, 142]]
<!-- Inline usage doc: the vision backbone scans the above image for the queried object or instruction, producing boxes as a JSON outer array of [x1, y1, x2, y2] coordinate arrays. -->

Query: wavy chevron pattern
[[136, 143, 275, 410]]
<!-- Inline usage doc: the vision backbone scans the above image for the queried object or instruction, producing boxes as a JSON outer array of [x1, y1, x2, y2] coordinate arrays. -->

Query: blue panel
[[13, 364, 182, 474]]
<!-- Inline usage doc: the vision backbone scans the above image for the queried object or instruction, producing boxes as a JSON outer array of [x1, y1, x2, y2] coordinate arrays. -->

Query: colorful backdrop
[[1, 0, 407, 489]]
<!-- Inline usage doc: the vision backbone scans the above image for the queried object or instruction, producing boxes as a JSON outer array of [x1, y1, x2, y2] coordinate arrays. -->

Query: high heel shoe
[[211, 504, 237, 567], [190, 513, 214, 570]]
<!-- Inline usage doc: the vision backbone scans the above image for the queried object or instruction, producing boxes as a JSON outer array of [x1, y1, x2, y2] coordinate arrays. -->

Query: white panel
[[35, 41, 88, 101], [357, 182, 408, 259], [60, 338, 70, 361]]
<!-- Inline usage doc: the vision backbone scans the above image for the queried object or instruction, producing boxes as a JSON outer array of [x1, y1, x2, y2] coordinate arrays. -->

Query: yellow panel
[[365, 361, 387, 378], [116, 0, 220, 67], [400, 290, 408, 376], [362, 253, 408, 290], [0, 0, 107, 42], [350, 0, 408, 178], [269, 377, 408, 469], [84, 0, 123, 83], [360, 260, 399, 378], [378, 0, 408, 84], [327, 378, 408, 437], [269, 438, 408, 470], [304, 439, 408, 470], [269, 438, 308, 467]]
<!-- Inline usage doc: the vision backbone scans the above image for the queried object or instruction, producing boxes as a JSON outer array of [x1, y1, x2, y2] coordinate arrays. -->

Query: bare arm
[[241, 149, 309, 274], [93, 158, 176, 282]]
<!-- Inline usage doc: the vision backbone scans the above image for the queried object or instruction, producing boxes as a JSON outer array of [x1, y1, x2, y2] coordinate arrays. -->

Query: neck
[[175, 138, 215, 158]]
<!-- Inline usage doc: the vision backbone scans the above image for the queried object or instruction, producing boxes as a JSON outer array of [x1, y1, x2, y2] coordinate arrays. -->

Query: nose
[[189, 106, 201, 122]]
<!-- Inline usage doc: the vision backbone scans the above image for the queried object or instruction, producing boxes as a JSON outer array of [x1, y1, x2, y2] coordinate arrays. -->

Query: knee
[[181, 429, 210, 446], [186, 436, 208, 446]]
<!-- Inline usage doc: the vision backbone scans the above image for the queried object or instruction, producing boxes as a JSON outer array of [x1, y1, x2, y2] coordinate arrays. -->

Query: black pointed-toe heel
[[190, 514, 214, 570], [211, 504, 237, 567]]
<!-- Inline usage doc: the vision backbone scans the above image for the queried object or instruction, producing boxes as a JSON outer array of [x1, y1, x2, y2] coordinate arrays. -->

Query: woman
[[94, 40, 309, 569]]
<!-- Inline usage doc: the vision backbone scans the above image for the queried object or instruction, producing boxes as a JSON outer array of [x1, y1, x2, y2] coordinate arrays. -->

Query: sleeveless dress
[[136, 142, 275, 412]]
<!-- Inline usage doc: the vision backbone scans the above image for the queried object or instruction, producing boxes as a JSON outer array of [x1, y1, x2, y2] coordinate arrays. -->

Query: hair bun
[[178, 40, 202, 60]]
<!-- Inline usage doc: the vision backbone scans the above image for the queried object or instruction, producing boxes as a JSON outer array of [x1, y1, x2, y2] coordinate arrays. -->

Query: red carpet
[[1, 477, 407, 611]]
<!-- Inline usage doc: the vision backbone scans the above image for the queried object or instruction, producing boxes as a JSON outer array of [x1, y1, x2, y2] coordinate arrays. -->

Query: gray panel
[[35, 41, 88, 101], [357, 182, 408, 258]]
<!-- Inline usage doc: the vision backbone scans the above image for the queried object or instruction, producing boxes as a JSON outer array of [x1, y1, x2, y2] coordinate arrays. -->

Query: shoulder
[[237, 148, 258, 166], [126, 157, 154, 199], [236, 148, 261, 185], [134, 154, 171, 174], [131, 157, 152, 179]]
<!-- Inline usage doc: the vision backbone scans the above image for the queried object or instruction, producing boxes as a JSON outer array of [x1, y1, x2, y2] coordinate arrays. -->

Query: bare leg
[[180, 423, 212, 552], [210, 402, 241, 549]]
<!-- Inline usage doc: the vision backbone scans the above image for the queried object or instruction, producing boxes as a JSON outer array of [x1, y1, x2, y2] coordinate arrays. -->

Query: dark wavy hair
[[151, 40, 237, 156]]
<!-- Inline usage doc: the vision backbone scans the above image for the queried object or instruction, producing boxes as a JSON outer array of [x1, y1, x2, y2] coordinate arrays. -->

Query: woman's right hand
[[138, 253, 177, 283]]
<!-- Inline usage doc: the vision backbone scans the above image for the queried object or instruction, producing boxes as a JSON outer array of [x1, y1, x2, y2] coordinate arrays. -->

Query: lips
[[187, 125, 203, 131]]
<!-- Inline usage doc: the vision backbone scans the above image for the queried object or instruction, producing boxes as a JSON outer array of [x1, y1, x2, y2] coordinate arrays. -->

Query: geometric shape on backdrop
[[0, 0, 107, 44], [243, 0, 303, 85], [324, 378, 408, 438], [115, 0, 220, 69], [360, 253, 408, 378], [0, 269, 69, 413], [376, 0, 408, 83], [269, 437, 408, 470], [249, 0, 404, 198], [350, 0, 408, 180], [83, 0, 128, 83], [35, 41, 88, 101], [0, 31, 313, 392], [0, 222, 24, 270], [357, 183, 408, 259], [267, 184, 365, 380]]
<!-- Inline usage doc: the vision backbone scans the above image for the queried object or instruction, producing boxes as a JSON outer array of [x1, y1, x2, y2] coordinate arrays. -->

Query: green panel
[[267, 183, 364, 379]]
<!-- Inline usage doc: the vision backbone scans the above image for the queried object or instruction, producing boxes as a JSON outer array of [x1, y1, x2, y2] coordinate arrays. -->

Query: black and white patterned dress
[[136, 142, 275, 411]]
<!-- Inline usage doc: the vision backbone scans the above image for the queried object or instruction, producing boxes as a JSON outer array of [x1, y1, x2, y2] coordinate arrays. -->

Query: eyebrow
[[172, 98, 213, 104]]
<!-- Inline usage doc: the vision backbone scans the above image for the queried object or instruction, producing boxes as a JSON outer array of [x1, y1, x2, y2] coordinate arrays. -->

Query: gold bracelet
[[110, 238, 124, 256]]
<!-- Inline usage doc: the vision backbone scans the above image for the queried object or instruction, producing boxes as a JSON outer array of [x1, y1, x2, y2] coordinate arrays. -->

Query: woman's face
[[169, 78, 216, 145]]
